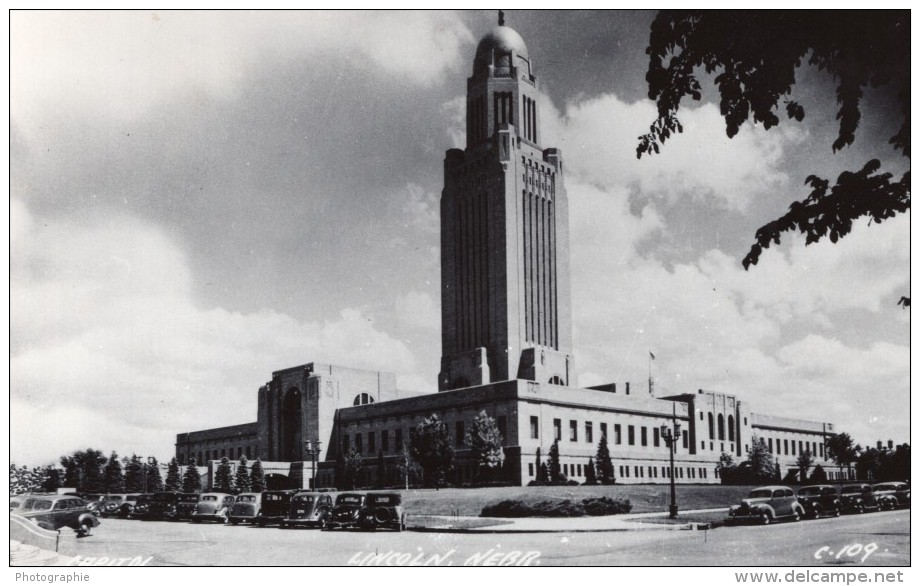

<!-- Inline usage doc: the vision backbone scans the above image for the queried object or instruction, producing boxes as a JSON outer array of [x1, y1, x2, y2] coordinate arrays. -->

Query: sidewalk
[[410, 507, 729, 533]]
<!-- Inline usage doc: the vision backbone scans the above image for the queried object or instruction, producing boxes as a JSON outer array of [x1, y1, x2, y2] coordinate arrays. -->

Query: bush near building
[[480, 496, 632, 518]]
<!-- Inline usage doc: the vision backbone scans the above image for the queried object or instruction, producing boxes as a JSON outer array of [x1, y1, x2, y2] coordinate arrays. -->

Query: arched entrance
[[282, 387, 303, 462]]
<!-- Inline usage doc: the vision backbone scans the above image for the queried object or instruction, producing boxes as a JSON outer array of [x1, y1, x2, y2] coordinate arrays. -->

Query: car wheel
[[833, 506, 841, 517], [792, 509, 801, 522], [760, 512, 772, 526], [857, 503, 865, 514], [78, 520, 94, 537]]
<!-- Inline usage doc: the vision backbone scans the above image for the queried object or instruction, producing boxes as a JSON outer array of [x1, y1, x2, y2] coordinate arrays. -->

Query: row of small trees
[[718, 433, 911, 485], [530, 435, 616, 486]]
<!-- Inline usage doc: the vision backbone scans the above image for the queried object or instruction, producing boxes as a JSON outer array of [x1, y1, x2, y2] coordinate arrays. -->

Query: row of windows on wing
[[761, 435, 827, 459], [181, 445, 256, 465], [341, 416, 509, 455], [531, 416, 690, 451], [526, 461, 714, 482]]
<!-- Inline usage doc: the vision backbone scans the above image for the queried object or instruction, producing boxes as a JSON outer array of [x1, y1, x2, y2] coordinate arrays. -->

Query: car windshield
[[10, 501, 21, 509], [24, 499, 53, 510], [367, 495, 400, 506], [237, 495, 256, 503], [841, 486, 863, 494], [798, 487, 822, 496], [153, 493, 175, 503], [104, 496, 123, 503], [264, 493, 286, 501], [202, 496, 218, 502], [293, 495, 315, 503], [336, 495, 363, 505], [748, 489, 772, 499], [180, 495, 199, 502], [125, 495, 138, 502]]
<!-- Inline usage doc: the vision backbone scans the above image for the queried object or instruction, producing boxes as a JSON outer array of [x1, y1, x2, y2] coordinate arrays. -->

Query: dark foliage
[[124, 455, 144, 493], [640, 11, 910, 290], [825, 433, 859, 479], [103, 452, 126, 493], [548, 439, 562, 484], [145, 458, 164, 492], [214, 457, 234, 493], [234, 456, 251, 493], [165, 458, 182, 492], [595, 435, 615, 485], [181, 458, 202, 493], [481, 497, 632, 518], [409, 414, 455, 488], [809, 464, 828, 483], [584, 457, 598, 485], [249, 459, 266, 493]]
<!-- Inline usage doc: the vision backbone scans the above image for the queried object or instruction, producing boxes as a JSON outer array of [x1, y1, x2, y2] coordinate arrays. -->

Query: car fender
[[78, 513, 100, 527]]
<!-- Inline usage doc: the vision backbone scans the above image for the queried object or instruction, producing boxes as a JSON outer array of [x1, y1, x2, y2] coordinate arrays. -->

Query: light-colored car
[[10, 495, 28, 512], [727, 486, 805, 525], [191, 493, 235, 523], [872, 482, 910, 509], [16, 495, 100, 537], [229, 493, 261, 525]]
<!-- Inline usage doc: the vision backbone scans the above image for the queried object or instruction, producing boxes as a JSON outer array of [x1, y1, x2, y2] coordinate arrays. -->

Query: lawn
[[394, 484, 757, 517]]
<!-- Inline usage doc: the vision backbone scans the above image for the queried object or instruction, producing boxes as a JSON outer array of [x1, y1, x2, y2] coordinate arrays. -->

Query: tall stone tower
[[439, 15, 574, 392]]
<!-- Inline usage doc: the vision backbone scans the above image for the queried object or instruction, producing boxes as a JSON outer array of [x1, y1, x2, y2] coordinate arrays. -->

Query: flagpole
[[648, 350, 653, 395]]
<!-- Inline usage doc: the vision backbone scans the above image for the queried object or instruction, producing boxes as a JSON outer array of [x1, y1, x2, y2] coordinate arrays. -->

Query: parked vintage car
[[81, 494, 106, 515], [146, 492, 182, 520], [796, 485, 841, 519], [176, 493, 201, 520], [16, 495, 100, 537], [129, 493, 154, 518], [256, 490, 297, 526], [97, 494, 141, 517], [357, 493, 406, 531], [727, 486, 805, 525], [114, 493, 147, 518], [281, 491, 335, 528], [10, 495, 28, 512], [840, 484, 882, 514], [325, 493, 366, 530], [229, 493, 261, 525], [873, 482, 910, 509], [191, 493, 235, 523]]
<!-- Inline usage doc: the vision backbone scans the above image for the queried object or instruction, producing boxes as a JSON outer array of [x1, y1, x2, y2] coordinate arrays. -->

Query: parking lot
[[54, 508, 910, 566]]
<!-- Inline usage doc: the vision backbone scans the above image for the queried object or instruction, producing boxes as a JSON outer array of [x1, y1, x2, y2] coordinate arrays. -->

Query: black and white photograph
[[8, 8, 911, 573]]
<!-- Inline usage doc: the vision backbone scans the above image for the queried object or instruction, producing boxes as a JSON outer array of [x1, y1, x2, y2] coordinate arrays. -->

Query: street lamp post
[[660, 419, 683, 519], [304, 440, 322, 489]]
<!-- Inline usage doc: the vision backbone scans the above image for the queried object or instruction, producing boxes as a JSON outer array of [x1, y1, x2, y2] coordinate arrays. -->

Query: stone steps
[[10, 539, 71, 566]]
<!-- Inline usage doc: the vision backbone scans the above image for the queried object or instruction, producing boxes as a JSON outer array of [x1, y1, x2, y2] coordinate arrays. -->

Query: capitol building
[[176, 18, 838, 489]]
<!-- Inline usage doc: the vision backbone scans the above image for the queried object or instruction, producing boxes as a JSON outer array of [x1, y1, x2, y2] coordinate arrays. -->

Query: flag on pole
[[649, 350, 656, 360]]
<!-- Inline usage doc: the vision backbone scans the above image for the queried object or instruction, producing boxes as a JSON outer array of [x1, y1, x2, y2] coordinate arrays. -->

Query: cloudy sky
[[10, 10, 910, 465]]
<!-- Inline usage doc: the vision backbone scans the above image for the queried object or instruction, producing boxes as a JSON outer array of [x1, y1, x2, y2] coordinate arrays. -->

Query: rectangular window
[[576, 464, 582, 476], [382, 430, 389, 453], [653, 427, 660, 447], [368, 432, 376, 454], [648, 466, 653, 478], [619, 465, 624, 477], [625, 466, 630, 478], [799, 440, 804, 455], [628, 425, 635, 445], [355, 433, 363, 455], [634, 466, 639, 477], [569, 420, 578, 442], [456, 421, 465, 446], [614, 424, 622, 445], [641, 427, 648, 447], [791, 440, 796, 455], [554, 419, 562, 441], [528, 463, 534, 477], [586, 422, 593, 444], [682, 431, 689, 449], [768, 438, 773, 453], [343, 435, 350, 451], [395, 429, 403, 451], [530, 416, 539, 439], [600, 422, 608, 439], [563, 464, 568, 476], [784, 439, 789, 455], [497, 415, 507, 442], [819, 443, 824, 458], [245, 446, 251, 459]]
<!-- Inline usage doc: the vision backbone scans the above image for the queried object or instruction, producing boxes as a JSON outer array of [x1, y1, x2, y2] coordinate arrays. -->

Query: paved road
[[55, 510, 909, 566]]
